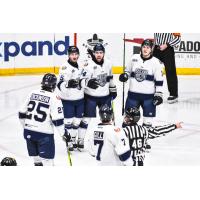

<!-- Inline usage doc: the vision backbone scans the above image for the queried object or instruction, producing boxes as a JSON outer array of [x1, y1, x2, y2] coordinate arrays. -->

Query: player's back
[[22, 89, 63, 134], [92, 124, 129, 166], [123, 124, 148, 163]]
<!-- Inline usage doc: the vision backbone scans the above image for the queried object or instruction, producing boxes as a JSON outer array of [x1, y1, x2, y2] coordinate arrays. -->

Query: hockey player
[[19, 73, 70, 166], [57, 46, 85, 151], [123, 107, 182, 166], [79, 44, 117, 149], [89, 104, 133, 166], [119, 39, 164, 129]]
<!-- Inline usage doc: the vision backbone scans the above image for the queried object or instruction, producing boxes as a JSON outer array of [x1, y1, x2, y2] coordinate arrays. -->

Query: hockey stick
[[122, 33, 126, 115], [111, 98, 116, 126], [65, 142, 72, 166]]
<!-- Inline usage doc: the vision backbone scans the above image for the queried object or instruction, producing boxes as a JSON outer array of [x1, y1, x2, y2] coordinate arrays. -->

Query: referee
[[122, 107, 182, 166], [153, 33, 181, 103]]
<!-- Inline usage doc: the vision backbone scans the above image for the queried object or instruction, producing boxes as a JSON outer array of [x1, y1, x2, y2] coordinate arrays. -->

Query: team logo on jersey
[[97, 73, 107, 87], [134, 68, 148, 82], [132, 59, 138, 62], [72, 69, 75, 73], [93, 66, 97, 70], [83, 59, 89, 66]]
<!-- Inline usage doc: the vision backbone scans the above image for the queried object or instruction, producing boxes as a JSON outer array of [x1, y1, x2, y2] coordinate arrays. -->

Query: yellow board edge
[[1, 66, 200, 76]]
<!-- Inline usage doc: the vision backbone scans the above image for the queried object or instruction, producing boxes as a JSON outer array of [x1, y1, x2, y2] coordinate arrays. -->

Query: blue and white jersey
[[89, 124, 133, 166], [56, 61, 84, 101], [19, 89, 64, 136], [126, 54, 164, 96], [82, 58, 115, 97]]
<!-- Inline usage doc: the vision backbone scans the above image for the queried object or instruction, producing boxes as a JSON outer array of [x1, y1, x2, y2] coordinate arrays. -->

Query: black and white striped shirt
[[154, 33, 181, 47], [123, 123, 177, 163]]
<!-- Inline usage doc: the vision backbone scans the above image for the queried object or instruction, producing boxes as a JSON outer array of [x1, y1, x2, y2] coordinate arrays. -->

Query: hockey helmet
[[124, 107, 141, 125], [99, 104, 113, 123], [0, 157, 17, 166], [67, 46, 80, 55], [141, 39, 154, 49], [93, 43, 105, 53], [41, 73, 57, 91]]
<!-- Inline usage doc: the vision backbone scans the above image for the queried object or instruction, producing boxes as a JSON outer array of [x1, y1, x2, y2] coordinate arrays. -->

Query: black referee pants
[[153, 46, 178, 97]]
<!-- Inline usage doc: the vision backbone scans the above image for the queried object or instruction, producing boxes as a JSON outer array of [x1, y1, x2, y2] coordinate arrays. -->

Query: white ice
[[0, 75, 200, 166]]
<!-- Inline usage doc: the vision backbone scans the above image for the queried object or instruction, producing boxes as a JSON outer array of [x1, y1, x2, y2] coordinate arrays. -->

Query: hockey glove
[[87, 78, 99, 89], [119, 73, 129, 82], [109, 86, 117, 99], [63, 129, 71, 143], [67, 79, 79, 88], [153, 92, 163, 106]]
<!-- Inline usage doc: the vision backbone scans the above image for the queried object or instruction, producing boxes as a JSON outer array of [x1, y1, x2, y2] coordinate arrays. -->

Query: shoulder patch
[[83, 60, 89, 67], [114, 127, 121, 133]]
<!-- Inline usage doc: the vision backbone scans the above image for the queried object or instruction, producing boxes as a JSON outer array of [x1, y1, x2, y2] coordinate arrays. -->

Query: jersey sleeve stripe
[[155, 81, 164, 86], [18, 112, 26, 119], [52, 118, 64, 127], [118, 150, 131, 162]]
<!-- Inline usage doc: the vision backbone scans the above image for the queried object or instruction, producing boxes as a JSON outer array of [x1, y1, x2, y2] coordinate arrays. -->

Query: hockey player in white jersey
[[119, 39, 164, 129], [123, 107, 182, 166], [19, 73, 70, 166], [57, 46, 85, 151], [89, 104, 133, 166], [79, 44, 117, 149]]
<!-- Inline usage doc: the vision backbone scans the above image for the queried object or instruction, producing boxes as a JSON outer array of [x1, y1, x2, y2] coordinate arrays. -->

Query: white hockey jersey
[[82, 58, 115, 97], [56, 61, 84, 101], [19, 89, 65, 136], [89, 123, 133, 166], [126, 54, 164, 95]]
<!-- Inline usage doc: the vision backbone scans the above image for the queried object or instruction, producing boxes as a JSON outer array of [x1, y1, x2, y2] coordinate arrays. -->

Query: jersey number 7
[[94, 139, 104, 161]]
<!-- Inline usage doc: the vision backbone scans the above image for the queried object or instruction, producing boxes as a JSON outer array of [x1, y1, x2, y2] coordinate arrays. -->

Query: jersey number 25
[[27, 101, 49, 122]]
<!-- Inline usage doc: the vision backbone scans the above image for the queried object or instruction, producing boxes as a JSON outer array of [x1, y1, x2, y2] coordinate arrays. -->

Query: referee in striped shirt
[[153, 33, 181, 103], [123, 107, 182, 166]]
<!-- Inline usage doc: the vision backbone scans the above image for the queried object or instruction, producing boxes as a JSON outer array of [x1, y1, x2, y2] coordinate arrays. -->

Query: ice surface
[[0, 75, 200, 166]]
